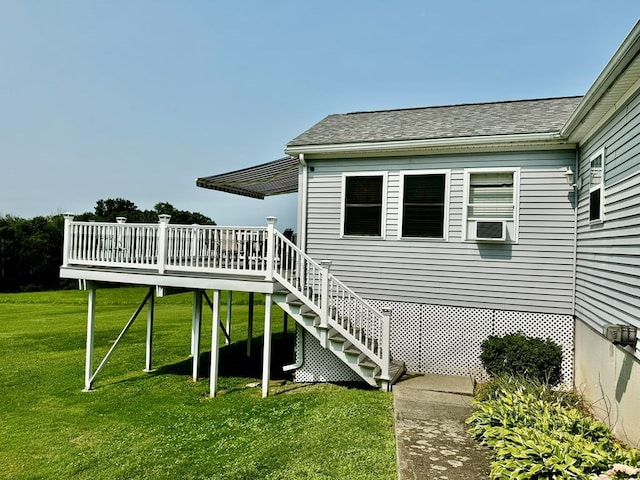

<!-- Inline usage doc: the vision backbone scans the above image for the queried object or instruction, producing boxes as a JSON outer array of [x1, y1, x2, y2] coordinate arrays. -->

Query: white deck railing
[[62, 214, 390, 381]]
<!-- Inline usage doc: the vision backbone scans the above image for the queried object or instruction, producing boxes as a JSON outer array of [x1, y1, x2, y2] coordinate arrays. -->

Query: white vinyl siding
[[305, 150, 576, 314]]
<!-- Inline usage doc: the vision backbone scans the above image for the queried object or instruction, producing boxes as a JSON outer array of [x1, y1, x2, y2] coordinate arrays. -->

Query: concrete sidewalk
[[393, 373, 491, 480]]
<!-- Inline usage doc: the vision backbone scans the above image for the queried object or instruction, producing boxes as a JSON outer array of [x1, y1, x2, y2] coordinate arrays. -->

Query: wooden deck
[[61, 215, 399, 397]]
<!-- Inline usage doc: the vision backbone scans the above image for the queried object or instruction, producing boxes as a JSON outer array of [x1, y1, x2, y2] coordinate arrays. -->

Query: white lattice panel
[[493, 310, 574, 386], [420, 305, 493, 379], [293, 330, 362, 383], [368, 299, 422, 372], [294, 299, 574, 386], [367, 299, 574, 384]]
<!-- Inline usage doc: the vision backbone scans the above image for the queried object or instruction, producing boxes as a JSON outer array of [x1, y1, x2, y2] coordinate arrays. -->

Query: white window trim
[[340, 171, 388, 239], [589, 147, 605, 224], [462, 167, 521, 243], [397, 169, 451, 241]]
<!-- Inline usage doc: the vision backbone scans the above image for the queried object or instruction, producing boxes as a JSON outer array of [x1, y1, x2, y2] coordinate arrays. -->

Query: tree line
[[0, 198, 215, 292]]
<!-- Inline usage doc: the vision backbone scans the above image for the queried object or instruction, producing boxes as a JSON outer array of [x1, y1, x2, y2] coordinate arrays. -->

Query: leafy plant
[[467, 377, 640, 480], [480, 332, 563, 385]]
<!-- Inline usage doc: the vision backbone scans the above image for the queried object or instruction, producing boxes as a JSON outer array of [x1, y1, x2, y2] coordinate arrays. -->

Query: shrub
[[480, 332, 563, 385]]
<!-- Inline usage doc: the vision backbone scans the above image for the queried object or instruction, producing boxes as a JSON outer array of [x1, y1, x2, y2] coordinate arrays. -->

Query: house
[[61, 20, 640, 444], [199, 19, 640, 444]]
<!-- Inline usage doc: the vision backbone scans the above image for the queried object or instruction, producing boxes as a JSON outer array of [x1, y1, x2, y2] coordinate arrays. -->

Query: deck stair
[[270, 231, 405, 390]]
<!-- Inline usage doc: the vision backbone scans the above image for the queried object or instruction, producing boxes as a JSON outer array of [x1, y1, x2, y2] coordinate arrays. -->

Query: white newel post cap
[[266, 216, 278, 226], [116, 217, 127, 223], [320, 260, 332, 271], [63, 213, 75, 221], [158, 214, 171, 224]]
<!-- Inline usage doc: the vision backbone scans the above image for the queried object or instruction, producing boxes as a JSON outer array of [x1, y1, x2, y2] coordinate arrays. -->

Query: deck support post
[[262, 294, 272, 398], [83, 287, 96, 392], [247, 292, 254, 357], [143, 287, 155, 372], [209, 290, 221, 398], [380, 308, 392, 390], [225, 291, 232, 345], [192, 290, 203, 381]]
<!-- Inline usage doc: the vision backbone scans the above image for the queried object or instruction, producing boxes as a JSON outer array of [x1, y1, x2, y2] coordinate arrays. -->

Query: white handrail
[[271, 230, 390, 379]]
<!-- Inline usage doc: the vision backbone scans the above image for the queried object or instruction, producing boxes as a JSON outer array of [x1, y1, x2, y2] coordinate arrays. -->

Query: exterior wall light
[[564, 167, 581, 188]]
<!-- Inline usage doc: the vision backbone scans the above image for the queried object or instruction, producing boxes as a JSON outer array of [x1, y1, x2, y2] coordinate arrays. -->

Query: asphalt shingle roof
[[287, 96, 583, 147]]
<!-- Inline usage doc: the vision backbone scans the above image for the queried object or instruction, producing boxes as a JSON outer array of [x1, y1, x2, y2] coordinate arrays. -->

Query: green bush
[[480, 332, 563, 385]]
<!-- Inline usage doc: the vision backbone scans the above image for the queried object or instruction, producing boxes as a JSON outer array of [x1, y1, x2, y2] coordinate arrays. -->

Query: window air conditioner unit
[[474, 220, 506, 241]]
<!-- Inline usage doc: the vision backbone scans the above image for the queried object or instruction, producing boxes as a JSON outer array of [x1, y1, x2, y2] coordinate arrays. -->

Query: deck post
[[265, 216, 277, 280], [262, 294, 272, 398], [380, 308, 392, 390], [62, 213, 75, 267], [192, 290, 203, 380], [157, 214, 171, 274], [83, 287, 96, 392], [247, 292, 254, 357], [226, 291, 232, 345], [144, 287, 155, 372], [319, 260, 332, 348], [209, 290, 221, 398]]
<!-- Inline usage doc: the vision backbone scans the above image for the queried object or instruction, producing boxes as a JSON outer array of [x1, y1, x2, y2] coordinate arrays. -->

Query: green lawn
[[0, 287, 397, 479]]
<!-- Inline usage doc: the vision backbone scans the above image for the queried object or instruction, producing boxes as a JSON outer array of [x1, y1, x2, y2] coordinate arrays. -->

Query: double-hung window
[[399, 171, 449, 239], [589, 148, 605, 222], [342, 173, 386, 237], [464, 168, 520, 242]]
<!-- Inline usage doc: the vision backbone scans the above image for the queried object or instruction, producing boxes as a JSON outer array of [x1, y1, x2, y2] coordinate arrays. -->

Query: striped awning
[[196, 156, 299, 199]]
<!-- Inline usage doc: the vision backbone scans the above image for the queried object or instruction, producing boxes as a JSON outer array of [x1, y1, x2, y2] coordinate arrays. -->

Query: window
[[342, 174, 386, 236], [463, 168, 520, 242], [400, 171, 449, 239], [589, 149, 605, 222]]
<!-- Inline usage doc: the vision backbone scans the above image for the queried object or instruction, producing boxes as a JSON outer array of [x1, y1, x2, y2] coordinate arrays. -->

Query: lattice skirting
[[294, 301, 574, 385]]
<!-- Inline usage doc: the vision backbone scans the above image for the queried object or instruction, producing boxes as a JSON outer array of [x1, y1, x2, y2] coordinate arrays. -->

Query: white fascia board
[[285, 132, 572, 158], [561, 20, 640, 139]]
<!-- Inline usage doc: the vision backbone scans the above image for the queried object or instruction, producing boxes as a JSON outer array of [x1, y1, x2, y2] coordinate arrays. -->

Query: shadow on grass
[[154, 331, 296, 381]]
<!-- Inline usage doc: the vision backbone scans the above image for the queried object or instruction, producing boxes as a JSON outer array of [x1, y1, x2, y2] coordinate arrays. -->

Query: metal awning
[[195, 156, 299, 199]]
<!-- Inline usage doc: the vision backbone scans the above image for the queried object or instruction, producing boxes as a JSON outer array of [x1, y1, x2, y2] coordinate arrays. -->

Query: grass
[[0, 287, 397, 479]]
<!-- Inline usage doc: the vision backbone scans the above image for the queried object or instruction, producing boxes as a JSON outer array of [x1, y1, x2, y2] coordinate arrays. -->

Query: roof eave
[[285, 132, 574, 158], [561, 20, 640, 140]]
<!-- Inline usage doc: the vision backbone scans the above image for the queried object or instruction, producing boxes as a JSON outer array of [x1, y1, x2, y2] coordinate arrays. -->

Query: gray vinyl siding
[[575, 89, 640, 334], [305, 150, 576, 314]]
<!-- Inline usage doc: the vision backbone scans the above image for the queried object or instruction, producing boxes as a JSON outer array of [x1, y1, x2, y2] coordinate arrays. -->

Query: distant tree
[[77, 198, 215, 225], [0, 199, 215, 292]]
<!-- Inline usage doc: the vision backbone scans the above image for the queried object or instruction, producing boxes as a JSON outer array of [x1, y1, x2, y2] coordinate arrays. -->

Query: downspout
[[298, 153, 308, 253], [282, 323, 305, 372], [282, 153, 308, 374], [571, 147, 579, 317], [570, 147, 580, 388]]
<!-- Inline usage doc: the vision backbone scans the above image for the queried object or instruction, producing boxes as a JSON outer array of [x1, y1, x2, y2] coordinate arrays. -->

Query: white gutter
[[285, 132, 569, 157], [561, 19, 640, 138]]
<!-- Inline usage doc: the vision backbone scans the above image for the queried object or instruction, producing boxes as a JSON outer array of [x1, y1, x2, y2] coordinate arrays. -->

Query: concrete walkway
[[393, 373, 491, 480]]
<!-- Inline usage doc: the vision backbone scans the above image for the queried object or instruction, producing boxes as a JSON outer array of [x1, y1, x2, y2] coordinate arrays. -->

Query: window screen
[[468, 172, 514, 219], [344, 176, 383, 236], [402, 174, 446, 238]]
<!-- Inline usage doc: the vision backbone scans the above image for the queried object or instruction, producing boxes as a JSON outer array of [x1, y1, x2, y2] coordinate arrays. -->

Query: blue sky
[[1, 1, 638, 230]]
